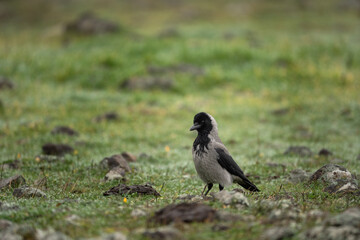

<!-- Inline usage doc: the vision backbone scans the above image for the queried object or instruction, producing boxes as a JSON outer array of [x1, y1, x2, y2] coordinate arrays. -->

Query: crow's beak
[[190, 123, 201, 131]]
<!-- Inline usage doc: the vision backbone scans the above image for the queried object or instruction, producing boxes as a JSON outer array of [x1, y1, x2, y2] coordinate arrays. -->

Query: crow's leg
[[201, 184, 208, 195], [204, 183, 214, 196]]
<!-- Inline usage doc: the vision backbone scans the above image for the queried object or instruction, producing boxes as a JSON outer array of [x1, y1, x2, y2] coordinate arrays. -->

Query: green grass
[[1, 0, 360, 239]]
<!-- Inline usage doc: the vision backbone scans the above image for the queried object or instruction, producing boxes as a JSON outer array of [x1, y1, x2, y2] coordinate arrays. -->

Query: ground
[[0, 0, 360, 239]]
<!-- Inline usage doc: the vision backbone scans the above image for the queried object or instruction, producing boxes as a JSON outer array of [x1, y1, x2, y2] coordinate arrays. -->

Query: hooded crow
[[190, 112, 260, 195]]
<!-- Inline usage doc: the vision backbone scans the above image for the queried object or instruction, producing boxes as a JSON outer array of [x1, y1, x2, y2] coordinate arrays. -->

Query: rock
[[14, 225, 37, 240], [215, 211, 243, 222], [254, 199, 294, 213], [324, 179, 358, 194], [267, 208, 299, 222], [306, 210, 327, 223], [288, 169, 310, 184], [0, 76, 14, 90], [0, 159, 21, 170], [212, 224, 230, 231], [157, 28, 180, 38], [121, 152, 137, 162], [51, 126, 78, 136], [120, 77, 174, 91], [271, 108, 289, 116], [93, 112, 119, 122], [142, 226, 183, 240], [327, 207, 360, 227], [13, 186, 46, 198], [212, 190, 249, 208], [100, 154, 131, 172], [303, 225, 360, 240], [0, 202, 19, 211], [309, 164, 356, 190], [42, 143, 74, 156], [329, 158, 344, 164], [99, 232, 127, 240], [266, 162, 286, 169], [103, 184, 160, 197], [147, 64, 204, 76], [318, 148, 333, 157], [131, 209, 147, 217], [36, 228, 70, 240], [302, 208, 360, 240], [260, 226, 295, 240], [138, 153, 151, 160], [284, 146, 312, 157], [0, 175, 26, 189], [104, 167, 126, 181], [176, 194, 208, 202], [150, 202, 216, 225], [34, 155, 63, 163], [0, 219, 14, 231], [65, 12, 119, 35]]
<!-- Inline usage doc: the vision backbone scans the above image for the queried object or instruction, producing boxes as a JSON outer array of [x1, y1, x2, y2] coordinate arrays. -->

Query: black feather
[[192, 112, 213, 156], [215, 148, 260, 192]]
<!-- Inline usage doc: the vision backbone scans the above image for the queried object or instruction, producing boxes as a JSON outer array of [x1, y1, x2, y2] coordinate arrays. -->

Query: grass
[[0, 0, 360, 239]]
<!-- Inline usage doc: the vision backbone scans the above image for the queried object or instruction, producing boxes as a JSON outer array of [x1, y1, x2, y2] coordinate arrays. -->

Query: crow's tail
[[236, 176, 260, 192]]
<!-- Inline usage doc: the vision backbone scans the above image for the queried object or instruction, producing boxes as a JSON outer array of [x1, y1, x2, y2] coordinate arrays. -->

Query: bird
[[190, 112, 260, 196]]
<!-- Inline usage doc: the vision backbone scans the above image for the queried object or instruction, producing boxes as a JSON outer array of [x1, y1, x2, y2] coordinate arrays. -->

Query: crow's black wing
[[215, 148, 260, 192]]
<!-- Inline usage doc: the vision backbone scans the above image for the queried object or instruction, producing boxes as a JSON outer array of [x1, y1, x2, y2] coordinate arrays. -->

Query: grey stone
[[42, 143, 74, 156], [121, 152, 137, 162], [51, 126, 78, 136], [13, 186, 46, 198], [0, 201, 19, 211], [131, 209, 147, 217], [303, 225, 360, 240], [318, 148, 333, 157], [0, 159, 21, 170], [268, 208, 299, 222], [309, 164, 358, 194], [0, 175, 26, 189], [261, 226, 295, 240], [104, 166, 126, 181], [211, 224, 230, 231], [65, 12, 120, 35], [255, 199, 294, 212], [142, 226, 183, 240], [327, 207, 360, 227], [324, 179, 358, 194], [157, 28, 180, 38], [310, 164, 353, 185], [306, 209, 327, 222], [288, 169, 310, 184], [176, 194, 209, 202], [93, 112, 119, 123], [100, 154, 130, 172], [212, 190, 249, 207], [15, 225, 37, 239], [0, 219, 14, 231], [215, 211, 252, 222], [36, 228, 70, 240], [100, 232, 127, 240], [301, 207, 360, 240], [284, 146, 312, 157], [120, 77, 174, 91], [0, 231, 22, 240], [0, 77, 14, 90]]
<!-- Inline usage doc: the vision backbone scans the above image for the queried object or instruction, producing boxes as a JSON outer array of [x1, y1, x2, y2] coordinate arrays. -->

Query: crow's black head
[[190, 112, 213, 134]]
